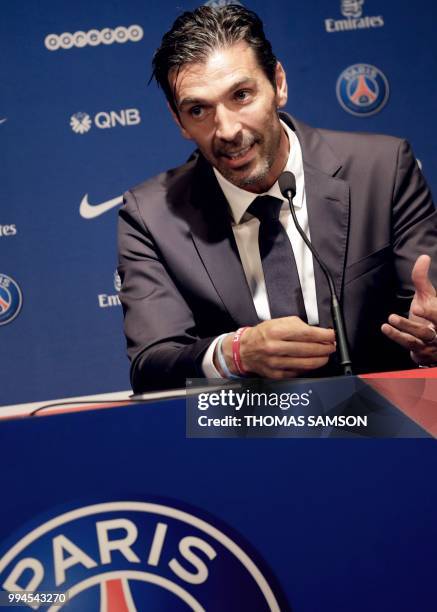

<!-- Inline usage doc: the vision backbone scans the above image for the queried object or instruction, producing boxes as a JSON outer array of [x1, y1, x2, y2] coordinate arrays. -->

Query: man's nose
[[214, 105, 242, 142]]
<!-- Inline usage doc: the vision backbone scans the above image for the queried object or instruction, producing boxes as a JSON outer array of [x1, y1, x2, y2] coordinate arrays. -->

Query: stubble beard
[[213, 115, 282, 191]]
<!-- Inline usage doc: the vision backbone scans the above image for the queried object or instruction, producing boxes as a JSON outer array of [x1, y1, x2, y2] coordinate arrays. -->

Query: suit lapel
[[187, 155, 259, 327], [304, 166, 350, 328], [286, 115, 350, 328]]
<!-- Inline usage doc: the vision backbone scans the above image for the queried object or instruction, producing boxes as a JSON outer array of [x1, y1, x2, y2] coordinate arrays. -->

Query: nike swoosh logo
[[79, 194, 123, 219], [0, 118, 7, 125]]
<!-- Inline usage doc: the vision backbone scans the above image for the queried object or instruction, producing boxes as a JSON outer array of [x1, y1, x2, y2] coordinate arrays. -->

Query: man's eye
[[235, 90, 251, 101], [189, 106, 203, 118]]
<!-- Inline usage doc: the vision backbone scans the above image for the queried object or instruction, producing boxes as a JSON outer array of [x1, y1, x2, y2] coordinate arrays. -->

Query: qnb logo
[[325, 0, 384, 33], [98, 271, 122, 308], [0, 501, 283, 611], [44, 25, 143, 51], [336, 64, 389, 117], [70, 112, 92, 134], [70, 109, 141, 134], [0, 274, 23, 326]]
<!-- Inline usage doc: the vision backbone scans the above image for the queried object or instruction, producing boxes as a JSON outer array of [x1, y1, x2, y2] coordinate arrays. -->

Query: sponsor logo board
[[325, 0, 384, 33], [0, 225, 17, 237], [336, 63, 389, 116], [98, 271, 122, 309], [80, 195, 123, 219], [0, 274, 23, 326], [204, 0, 243, 6], [45, 26, 143, 50], [70, 109, 141, 134]]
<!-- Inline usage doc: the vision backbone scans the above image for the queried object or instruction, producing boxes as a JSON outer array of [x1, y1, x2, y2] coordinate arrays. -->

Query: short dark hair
[[152, 4, 278, 114]]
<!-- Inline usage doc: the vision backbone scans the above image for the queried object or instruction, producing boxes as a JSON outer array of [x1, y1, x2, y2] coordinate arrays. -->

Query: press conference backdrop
[[1, 0, 436, 405]]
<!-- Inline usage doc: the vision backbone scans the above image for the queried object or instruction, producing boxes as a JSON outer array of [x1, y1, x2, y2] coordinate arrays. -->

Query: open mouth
[[224, 144, 252, 159], [220, 143, 256, 168]]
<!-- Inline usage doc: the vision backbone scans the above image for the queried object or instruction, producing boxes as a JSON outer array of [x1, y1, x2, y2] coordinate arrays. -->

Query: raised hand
[[382, 255, 437, 365]]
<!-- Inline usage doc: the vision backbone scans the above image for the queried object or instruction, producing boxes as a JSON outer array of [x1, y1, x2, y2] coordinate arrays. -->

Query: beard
[[211, 114, 282, 191]]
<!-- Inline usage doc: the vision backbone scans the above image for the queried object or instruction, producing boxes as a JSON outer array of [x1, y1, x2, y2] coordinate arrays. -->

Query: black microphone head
[[278, 171, 296, 200]]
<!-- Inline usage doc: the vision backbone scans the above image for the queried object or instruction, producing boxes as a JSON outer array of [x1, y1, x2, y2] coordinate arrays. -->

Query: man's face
[[169, 42, 289, 193]]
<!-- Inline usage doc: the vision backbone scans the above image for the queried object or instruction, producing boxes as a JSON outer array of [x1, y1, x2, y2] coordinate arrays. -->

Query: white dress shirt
[[202, 121, 319, 377]]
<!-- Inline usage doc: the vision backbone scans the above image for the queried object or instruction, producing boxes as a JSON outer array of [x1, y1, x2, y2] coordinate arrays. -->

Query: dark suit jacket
[[118, 114, 437, 392]]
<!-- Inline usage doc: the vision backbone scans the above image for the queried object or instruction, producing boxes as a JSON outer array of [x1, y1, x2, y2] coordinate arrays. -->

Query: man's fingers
[[411, 254, 435, 298], [381, 322, 426, 352], [265, 355, 331, 373], [275, 317, 335, 343], [268, 340, 336, 358], [242, 318, 336, 378], [260, 368, 299, 380], [411, 301, 437, 325], [387, 314, 437, 343]]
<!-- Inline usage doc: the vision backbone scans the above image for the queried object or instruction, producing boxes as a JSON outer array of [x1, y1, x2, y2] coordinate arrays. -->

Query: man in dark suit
[[118, 5, 437, 393]]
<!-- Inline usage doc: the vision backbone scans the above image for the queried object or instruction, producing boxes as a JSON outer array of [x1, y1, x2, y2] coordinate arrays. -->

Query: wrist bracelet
[[217, 334, 240, 379], [232, 327, 250, 376]]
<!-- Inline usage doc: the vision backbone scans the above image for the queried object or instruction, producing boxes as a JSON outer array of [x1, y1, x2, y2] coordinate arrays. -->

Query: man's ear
[[274, 62, 288, 109], [167, 102, 192, 140]]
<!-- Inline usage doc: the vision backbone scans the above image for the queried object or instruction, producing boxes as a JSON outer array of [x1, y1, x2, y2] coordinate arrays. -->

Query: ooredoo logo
[[0, 500, 284, 610], [44, 25, 143, 51], [0, 274, 23, 326], [336, 63, 389, 116]]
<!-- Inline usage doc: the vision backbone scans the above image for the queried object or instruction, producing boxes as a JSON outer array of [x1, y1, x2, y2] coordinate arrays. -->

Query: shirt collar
[[213, 120, 304, 224]]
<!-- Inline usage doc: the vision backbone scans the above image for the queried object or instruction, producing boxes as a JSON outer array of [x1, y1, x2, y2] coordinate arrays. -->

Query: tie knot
[[248, 195, 283, 222]]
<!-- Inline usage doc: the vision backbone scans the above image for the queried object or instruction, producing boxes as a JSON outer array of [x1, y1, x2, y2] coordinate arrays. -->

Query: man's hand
[[381, 254, 437, 365], [219, 316, 336, 379]]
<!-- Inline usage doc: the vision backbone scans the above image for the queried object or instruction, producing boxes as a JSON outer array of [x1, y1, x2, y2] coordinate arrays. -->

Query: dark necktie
[[248, 195, 307, 321]]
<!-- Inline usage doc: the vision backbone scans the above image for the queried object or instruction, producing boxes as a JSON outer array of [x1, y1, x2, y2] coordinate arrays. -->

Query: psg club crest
[[336, 63, 389, 116], [0, 274, 23, 326], [0, 499, 286, 611]]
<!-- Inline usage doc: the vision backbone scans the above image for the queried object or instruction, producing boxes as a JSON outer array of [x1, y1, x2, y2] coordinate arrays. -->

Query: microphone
[[278, 171, 353, 376]]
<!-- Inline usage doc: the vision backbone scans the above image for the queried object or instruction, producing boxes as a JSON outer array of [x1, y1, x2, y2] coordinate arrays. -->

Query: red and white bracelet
[[232, 326, 251, 376]]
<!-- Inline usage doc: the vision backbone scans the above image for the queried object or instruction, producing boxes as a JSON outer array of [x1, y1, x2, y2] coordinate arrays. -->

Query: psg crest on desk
[[0, 498, 288, 611]]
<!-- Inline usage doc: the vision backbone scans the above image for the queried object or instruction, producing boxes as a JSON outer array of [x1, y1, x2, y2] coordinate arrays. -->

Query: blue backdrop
[[1, 0, 436, 405]]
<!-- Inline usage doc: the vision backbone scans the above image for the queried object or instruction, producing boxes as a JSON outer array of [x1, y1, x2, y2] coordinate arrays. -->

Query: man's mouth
[[219, 142, 256, 168], [223, 144, 252, 159]]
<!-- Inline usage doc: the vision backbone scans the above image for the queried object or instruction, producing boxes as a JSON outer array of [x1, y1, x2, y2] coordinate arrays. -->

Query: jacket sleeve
[[391, 139, 437, 312], [118, 189, 215, 393]]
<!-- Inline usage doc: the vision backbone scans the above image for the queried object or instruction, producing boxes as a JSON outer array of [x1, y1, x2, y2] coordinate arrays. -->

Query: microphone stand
[[280, 173, 353, 376]]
